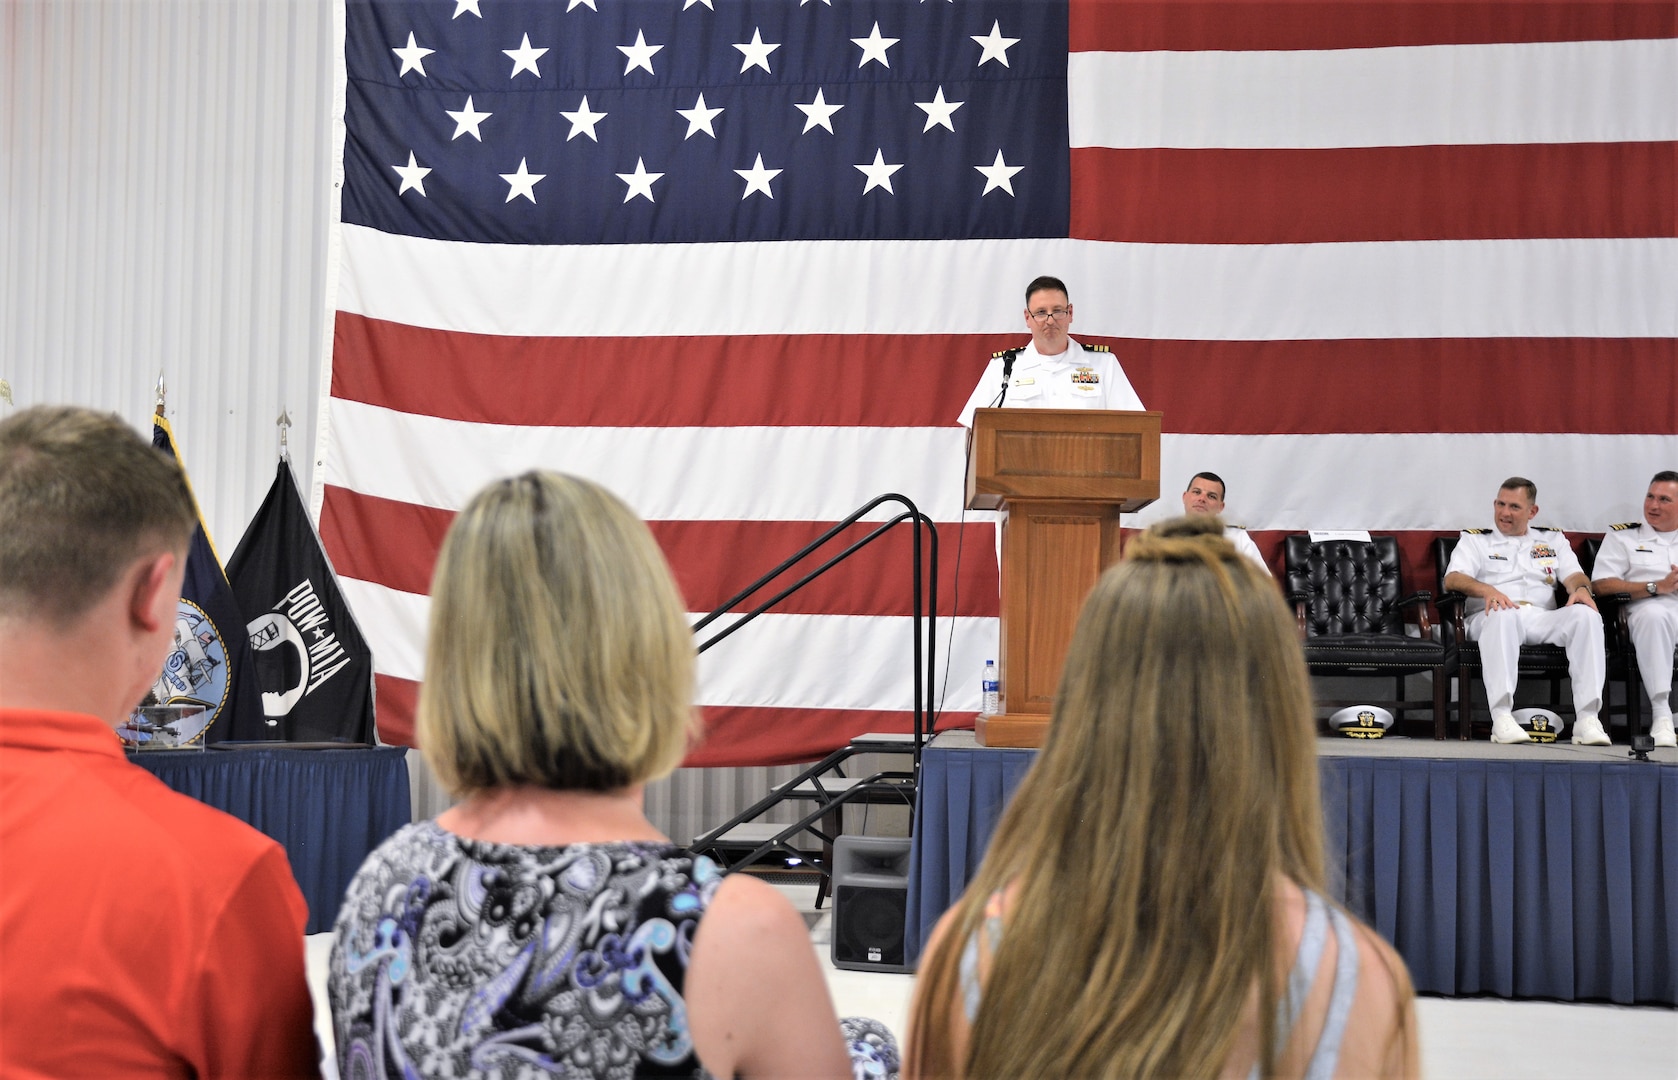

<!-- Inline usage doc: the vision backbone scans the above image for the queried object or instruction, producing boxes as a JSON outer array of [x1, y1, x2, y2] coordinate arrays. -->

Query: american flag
[[318, 0, 1677, 764]]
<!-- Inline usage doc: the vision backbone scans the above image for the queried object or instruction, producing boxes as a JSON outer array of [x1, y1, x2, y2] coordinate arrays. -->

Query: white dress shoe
[[1491, 711, 1531, 744], [1650, 714, 1676, 749], [1571, 715, 1611, 746]]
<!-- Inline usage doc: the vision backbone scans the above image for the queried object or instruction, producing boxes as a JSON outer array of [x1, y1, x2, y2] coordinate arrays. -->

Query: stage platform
[[907, 730, 1677, 1004], [131, 745, 411, 934]]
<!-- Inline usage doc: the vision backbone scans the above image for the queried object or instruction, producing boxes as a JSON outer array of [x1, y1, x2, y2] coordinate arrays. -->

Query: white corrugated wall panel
[[2, 0, 333, 552]]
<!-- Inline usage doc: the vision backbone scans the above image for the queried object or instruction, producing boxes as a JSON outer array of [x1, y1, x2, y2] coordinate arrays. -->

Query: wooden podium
[[966, 409, 1161, 747]]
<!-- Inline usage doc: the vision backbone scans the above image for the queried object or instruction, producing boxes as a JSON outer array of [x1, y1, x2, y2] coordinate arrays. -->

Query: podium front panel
[[1000, 505, 1123, 714]]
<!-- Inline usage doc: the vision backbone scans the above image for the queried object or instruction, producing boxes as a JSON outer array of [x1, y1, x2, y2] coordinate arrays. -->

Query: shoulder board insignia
[[1610, 522, 1639, 531], [1229, 524, 1248, 531], [991, 350, 1011, 360], [1083, 343, 1111, 353], [1533, 525, 1561, 533], [1462, 528, 1490, 534]]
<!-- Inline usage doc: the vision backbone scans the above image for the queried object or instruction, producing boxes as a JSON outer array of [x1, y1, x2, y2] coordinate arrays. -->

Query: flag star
[[683, 0, 715, 8], [677, 93, 724, 139], [851, 22, 899, 68], [972, 21, 1020, 67], [794, 88, 844, 134], [914, 86, 965, 133], [391, 152, 431, 196], [567, 0, 598, 9], [504, 34, 548, 78], [800, 0, 832, 5], [500, 158, 545, 203], [561, 95, 608, 141], [452, 0, 482, 18], [855, 149, 903, 194], [616, 157, 664, 202], [392, 32, 434, 78], [445, 96, 492, 141], [975, 150, 1024, 196], [735, 154, 782, 199], [618, 31, 663, 75], [734, 28, 781, 73]]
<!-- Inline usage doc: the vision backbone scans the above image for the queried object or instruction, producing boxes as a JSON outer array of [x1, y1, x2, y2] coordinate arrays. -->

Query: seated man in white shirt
[[956, 275, 1145, 429], [1590, 470, 1678, 748], [1442, 476, 1607, 746], [1180, 471, 1270, 576]]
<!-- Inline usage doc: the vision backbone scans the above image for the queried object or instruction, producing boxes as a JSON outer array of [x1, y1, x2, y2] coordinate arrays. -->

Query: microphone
[[989, 347, 1024, 408]]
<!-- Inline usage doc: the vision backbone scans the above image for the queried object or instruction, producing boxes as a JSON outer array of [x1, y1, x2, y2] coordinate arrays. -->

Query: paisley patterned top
[[329, 822, 721, 1079]]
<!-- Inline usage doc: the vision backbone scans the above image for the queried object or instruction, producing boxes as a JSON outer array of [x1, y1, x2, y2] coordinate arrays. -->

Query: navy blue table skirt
[[130, 747, 411, 934], [908, 740, 1678, 1004]]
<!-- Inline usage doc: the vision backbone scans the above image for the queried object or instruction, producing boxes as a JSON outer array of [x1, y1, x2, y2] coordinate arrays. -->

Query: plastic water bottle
[[981, 660, 1000, 716]]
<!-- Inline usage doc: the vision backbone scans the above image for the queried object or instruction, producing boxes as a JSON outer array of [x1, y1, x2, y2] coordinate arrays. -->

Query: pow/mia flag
[[151, 417, 271, 743], [228, 459, 375, 744]]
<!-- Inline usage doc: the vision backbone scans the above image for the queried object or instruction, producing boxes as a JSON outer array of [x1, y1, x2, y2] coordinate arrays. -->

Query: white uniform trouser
[[1627, 598, 1678, 714], [1466, 605, 1605, 716]]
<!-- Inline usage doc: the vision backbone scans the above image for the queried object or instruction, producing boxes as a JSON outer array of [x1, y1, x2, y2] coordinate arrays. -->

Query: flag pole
[[277, 409, 292, 462]]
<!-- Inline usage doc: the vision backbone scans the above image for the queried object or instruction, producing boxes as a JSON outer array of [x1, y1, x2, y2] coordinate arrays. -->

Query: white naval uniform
[[956, 339, 1145, 429], [1445, 526, 1605, 717], [1591, 522, 1678, 713], [1225, 525, 1272, 576]]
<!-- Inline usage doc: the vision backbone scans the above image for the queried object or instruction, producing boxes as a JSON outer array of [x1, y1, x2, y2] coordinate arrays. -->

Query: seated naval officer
[[1442, 477, 1607, 745], [956, 275, 1145, 428], [1590, 470, 1678, 748], [1180, 471, 1271, 576]]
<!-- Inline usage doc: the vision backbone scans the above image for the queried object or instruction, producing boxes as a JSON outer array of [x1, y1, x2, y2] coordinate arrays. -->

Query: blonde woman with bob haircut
[[907, 516, 1418, 1080], [329, 472, 863, 1080]]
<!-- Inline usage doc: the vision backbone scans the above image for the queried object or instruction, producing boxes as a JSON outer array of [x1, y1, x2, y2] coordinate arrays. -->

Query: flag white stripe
[[1146, 433, 1678, 534], [1070, 39, 1678, 149], [340, 571, 996, 712], [324, 401, 1671, 533], [323, 400, 972, 521], [336, 225, 1678, 340]]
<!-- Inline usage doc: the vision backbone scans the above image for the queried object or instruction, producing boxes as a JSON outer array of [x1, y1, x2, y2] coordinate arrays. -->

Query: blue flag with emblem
[[148, 416, 272, 743]]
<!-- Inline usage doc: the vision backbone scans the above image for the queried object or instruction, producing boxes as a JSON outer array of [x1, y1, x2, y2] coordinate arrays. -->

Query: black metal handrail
[[692, 493, 938, 772]]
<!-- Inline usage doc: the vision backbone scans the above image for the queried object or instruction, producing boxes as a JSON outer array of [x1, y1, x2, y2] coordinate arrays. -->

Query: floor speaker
[[830, 835, 913, 974]]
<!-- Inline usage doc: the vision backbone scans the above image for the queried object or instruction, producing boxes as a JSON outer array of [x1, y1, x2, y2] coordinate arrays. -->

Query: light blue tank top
[[959, 888, 1360, 1079]]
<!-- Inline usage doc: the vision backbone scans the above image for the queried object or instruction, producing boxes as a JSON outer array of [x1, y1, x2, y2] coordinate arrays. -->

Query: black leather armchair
[[1283, 536, 1448, 739], [1434, 536, 1572, 740], [1581, 537, 1646, 744]]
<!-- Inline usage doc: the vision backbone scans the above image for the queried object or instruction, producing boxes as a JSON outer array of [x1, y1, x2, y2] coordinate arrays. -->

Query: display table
[[907, 731, 1678, 1004], [130, 746, 410, 934]]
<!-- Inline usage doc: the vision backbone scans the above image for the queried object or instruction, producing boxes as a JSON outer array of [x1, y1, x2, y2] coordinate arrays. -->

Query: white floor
[[306, 882, 1677, 1078]]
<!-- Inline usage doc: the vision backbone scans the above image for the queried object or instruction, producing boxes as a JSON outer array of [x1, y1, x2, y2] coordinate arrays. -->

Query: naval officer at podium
[[957, 275, 1145, 428]]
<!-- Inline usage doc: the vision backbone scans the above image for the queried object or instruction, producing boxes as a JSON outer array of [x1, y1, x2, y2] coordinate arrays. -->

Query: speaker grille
[[833, 884, 906, 968]]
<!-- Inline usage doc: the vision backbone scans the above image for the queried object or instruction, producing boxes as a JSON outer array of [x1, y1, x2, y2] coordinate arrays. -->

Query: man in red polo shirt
[[0, 406, 318, 1077]]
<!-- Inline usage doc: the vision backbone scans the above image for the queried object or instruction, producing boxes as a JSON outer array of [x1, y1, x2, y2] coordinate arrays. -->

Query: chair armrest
[[1435, 591, 1470, 635], [1394, 591, 1434, 636], [1292, 599, 1308, 642]]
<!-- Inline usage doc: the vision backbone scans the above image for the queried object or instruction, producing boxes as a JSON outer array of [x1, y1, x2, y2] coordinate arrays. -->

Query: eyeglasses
[[1027, 307, 1072, 323]]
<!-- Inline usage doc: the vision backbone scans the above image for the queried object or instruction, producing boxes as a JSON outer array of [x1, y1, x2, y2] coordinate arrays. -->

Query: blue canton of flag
[[342, 0, 1071, 244]]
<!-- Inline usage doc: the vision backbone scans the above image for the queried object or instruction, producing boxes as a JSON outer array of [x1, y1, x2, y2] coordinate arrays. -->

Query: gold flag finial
[[154, 372, 167, 417]]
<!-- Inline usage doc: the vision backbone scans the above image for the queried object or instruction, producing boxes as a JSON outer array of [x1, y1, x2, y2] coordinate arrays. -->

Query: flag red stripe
[[375, 673, 418, 748], [331, 314, 997, 429], [332, 316, 1677, 435], [1070, 1, 1676, 53], [322, 485, 1002, 618], [1072, 143, 1677, 244], [375, 671, 973, 760]]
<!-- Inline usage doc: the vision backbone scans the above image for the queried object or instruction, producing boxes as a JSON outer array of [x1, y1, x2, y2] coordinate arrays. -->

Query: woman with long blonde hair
[[908, 516, 1417, 1079]]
